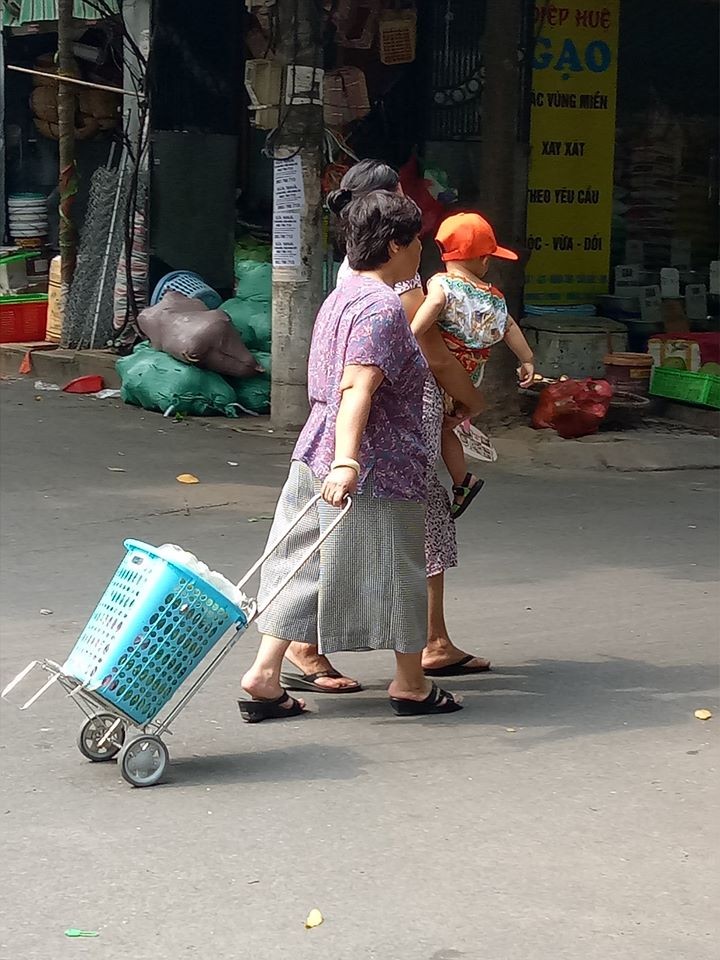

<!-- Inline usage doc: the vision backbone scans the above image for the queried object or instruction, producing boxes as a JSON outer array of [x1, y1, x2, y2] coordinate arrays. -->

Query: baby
[[411, 212, 535, 518]]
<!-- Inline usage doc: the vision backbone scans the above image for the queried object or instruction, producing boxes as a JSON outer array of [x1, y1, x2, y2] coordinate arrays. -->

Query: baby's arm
[[503, 315, 535, 387], [410, 279, 446, 337]]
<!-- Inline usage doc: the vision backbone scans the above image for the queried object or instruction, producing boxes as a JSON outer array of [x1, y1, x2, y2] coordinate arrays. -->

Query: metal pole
[[6, 64, 139, 97], [57, 0, 78, 294], [270, 0, 325, 431]]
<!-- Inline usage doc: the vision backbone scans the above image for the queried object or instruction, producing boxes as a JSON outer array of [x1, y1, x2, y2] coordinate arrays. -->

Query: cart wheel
[[119, 736, 169, 788], [77, 714, 126, 762]]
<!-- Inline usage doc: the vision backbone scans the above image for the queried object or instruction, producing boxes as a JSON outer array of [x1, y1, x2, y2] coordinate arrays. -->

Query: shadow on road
[[164, 741, 365, 787], [309, 656, 716, 747]]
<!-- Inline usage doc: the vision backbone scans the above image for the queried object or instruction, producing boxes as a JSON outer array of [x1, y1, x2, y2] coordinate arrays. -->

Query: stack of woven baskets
[[30, 54, 120, 142]]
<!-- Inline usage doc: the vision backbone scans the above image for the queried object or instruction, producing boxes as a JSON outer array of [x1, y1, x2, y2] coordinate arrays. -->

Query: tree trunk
[[478, 0, 527, 427], [270, 0, 325, 431], [57, 0, 78, 294]]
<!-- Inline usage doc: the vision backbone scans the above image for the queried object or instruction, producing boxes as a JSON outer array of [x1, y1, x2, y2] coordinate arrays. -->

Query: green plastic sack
[[234, 236, 271, 265], [228, 351, 271, 415], [221, 298, 259, 351], [221, 299, 271, 353], [117, 343, 239, 418], [234, 260, 271, 302], [248, 304, 271, 352], [253, 350, 271, 376]]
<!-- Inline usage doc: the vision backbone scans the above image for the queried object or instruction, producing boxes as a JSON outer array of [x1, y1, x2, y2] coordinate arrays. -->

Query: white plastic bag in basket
[[157, 544, 250, 609]]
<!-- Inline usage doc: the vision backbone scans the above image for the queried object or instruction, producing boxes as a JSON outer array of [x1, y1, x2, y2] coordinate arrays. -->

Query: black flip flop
[[424, 654, 492, 677], [238, 690, 307, 723], [390, 683, 463, 717], [281, 670, 363, 694], [451, 473, 485, 519]]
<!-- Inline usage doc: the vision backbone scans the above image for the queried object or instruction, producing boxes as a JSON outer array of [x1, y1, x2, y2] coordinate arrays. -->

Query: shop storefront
[[2, 3, 123, 254], [3, 1, 717, 424], [525, 0, 718, 318]]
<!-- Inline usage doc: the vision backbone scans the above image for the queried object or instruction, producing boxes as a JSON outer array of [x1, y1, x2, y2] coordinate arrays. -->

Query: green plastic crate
[[650, 366, 720, 410]]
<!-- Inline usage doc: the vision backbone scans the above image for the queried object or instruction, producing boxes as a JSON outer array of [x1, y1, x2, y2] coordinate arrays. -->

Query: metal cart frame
[[2, 495, 351, 787]]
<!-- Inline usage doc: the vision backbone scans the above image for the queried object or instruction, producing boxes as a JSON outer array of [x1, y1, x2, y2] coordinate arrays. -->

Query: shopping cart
[[2, 495, 350, 788]]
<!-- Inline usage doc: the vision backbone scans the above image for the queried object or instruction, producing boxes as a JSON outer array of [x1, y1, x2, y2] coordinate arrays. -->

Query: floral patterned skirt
[[422, 376, 458, 577]]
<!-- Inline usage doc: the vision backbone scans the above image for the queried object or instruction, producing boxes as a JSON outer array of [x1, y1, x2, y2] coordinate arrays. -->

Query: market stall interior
[[3, 8, 123, 250], [1, 0, 719, 423]]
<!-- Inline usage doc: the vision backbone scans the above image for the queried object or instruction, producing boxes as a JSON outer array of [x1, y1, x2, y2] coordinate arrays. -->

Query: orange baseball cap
[[435, 212, 518, 262]]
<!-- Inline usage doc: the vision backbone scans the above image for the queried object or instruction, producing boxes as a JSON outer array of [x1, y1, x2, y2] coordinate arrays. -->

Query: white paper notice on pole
[[273, 156, 304, 212], [273, 209, 302, 278]]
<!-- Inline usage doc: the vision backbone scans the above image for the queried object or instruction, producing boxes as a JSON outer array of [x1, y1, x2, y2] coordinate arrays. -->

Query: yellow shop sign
[[525, 2, 620, 304]]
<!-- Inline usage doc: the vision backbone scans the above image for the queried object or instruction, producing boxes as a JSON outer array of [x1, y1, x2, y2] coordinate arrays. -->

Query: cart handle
[[238, 494, 352, 618]]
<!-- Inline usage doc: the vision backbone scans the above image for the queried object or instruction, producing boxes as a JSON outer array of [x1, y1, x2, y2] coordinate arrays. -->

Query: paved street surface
[[1, 379, 718, 960]]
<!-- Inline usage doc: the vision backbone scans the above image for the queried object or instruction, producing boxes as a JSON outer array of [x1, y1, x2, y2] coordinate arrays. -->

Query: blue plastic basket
[[150, 271, 222, 310], [62, 541, 247, 725], [525, 303, 597, 317]]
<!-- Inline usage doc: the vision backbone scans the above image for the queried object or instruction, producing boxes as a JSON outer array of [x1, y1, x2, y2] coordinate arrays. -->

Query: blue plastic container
[[62, 541, 246, 724], [525, 303, 596, 317], [150, 271, 222, 310]]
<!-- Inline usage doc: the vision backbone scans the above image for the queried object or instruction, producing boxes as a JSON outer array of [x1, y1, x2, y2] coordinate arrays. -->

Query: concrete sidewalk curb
[[494, 427, 720, 472], [0, 343, 121, 388], [2, 343, 717, 471]]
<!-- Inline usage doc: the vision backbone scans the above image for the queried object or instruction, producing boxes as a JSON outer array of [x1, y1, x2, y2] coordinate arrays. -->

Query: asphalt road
[[0, 380, 717, 960]]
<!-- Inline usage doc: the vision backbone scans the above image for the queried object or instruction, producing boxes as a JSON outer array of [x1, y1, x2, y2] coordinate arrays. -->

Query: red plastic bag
[[532, 379, 613, 439], [399, 156, 447, 239]]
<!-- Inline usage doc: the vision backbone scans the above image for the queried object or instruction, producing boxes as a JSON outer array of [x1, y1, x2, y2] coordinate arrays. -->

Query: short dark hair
[[345, 191, 421, 271], [326, 159, 400, 216]]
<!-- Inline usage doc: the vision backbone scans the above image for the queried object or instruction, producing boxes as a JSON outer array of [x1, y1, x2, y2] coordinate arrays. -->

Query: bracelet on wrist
[[331, 458, 360, 475]]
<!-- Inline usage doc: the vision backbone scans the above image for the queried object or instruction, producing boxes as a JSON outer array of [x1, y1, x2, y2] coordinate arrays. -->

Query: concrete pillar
[[270, 0, 325, 431]]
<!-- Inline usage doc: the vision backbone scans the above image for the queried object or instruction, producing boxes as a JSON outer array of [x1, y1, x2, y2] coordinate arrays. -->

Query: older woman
[[240, 191, 461, 720], [281, 160, 491, 696]]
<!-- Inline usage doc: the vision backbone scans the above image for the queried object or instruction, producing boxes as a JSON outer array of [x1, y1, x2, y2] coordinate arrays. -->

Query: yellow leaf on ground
[[305, 909, 324, 929], [694, 709, 712, 721], [176, 474, 200, 484]]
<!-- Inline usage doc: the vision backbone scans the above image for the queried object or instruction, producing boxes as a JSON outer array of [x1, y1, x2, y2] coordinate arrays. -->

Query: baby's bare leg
[[441, 424, 469, 487]]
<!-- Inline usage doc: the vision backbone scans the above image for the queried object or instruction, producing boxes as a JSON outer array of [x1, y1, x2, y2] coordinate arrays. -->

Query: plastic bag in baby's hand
[[455, 420, 498, 463]]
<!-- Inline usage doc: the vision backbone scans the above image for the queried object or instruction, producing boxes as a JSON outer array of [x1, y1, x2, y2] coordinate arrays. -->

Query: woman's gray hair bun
[[326, 187, 354, 216]]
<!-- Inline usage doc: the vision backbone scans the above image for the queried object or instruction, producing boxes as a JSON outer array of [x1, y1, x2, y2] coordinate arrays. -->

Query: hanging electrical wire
[[262, 0, 325, 161]]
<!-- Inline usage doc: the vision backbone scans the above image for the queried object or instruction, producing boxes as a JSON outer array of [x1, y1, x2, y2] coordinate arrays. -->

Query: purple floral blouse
[[293, 276, 429, 501]]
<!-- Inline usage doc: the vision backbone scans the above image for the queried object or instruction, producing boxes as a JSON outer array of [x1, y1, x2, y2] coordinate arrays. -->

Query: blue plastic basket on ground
[[62, 540, 246, 725], [150, 271, 222, 310]]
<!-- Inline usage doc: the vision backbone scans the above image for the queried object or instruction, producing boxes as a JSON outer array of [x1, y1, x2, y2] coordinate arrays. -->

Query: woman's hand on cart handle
[[321, 467, 358, 508]]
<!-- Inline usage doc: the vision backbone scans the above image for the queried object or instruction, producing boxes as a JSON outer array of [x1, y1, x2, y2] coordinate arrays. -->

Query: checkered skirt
[[255, 461, 427, 655]]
